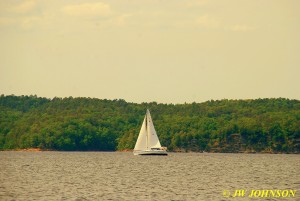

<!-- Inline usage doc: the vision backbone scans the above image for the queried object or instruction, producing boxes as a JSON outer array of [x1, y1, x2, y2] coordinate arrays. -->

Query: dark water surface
[[0, 152, 299, 200]]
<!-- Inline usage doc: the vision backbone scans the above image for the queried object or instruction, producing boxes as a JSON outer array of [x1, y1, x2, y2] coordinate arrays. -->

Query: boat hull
[[133, 150, 168, 156]]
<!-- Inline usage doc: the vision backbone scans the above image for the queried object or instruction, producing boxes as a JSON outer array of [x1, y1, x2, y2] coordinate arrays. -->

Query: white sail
[[134, 115, 147, 151], [146, 110, 162, 148], [133, 109, 167, 155]]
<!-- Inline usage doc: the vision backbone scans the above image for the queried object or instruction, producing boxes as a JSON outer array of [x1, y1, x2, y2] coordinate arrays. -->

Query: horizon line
[[1, 93, 299, 105]]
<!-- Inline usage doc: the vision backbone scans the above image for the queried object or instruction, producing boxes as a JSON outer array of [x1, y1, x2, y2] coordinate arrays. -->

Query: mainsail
[[134, 109, 162, 151], [146, 110, 161, 148]]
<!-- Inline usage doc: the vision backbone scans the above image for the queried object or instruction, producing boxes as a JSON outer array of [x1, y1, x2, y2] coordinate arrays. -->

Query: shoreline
[[1, 148, 298, 154]]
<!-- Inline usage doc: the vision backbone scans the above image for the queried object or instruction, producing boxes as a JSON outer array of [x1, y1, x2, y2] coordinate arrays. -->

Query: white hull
[[133, 150, 168, 156]]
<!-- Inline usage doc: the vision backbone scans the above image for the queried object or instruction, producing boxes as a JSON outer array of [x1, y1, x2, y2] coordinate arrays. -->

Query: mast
[[145, 112, 148, 150]]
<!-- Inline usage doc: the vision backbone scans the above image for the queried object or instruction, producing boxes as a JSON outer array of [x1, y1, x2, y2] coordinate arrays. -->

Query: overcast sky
[[1, 0, 299, 103]]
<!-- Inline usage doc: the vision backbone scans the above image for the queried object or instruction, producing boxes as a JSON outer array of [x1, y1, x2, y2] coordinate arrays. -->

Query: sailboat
[[133, 109, 168, 156]]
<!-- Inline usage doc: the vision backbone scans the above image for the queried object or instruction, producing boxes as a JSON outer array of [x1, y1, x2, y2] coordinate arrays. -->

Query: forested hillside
[[0, 95, 299, 153]]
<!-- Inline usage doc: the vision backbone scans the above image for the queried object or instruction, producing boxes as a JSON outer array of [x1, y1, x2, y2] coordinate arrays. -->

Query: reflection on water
[[0, 152, 299, 200]]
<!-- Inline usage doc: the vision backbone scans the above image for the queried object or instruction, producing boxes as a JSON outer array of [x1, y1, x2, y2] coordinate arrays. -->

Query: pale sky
[[1, 0, 299, 103]]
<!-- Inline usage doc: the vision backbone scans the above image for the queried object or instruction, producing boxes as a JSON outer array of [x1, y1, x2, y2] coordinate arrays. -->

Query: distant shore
[[1, 148, 298, 154], [1, 96, 299, 154], [9, 148, 42, 152]]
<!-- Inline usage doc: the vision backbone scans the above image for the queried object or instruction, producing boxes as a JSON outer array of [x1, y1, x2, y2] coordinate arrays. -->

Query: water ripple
[[0, 152, 299, 200]]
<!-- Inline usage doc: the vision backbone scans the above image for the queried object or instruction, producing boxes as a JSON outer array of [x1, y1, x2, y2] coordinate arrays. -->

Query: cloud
[[196, 15, 219, 29], [114, 14, 133, 26], [62, 2, 112, 18], [12, 0, 37, 14], [230, 24, 257, 32], [0, 16, 42, 29], [185, 0, 208, 8], [20, 16, 42, 29], [0, 0, 39, 28], [0, 0, 37, 14], [0, 17, 16, 26]]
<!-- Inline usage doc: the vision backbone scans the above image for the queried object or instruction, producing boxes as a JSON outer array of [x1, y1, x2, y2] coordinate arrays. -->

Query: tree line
[[0, 95, 299, 153]]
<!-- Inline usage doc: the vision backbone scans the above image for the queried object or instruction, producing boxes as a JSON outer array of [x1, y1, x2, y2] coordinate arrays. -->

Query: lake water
[[0, 152, 299, 201]]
